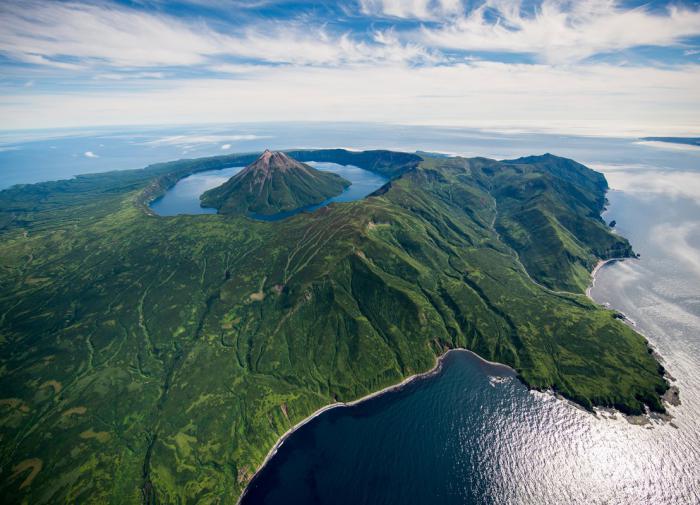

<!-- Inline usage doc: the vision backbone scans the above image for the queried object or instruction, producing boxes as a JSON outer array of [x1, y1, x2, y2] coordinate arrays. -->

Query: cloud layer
[[0, 0, 699, 132], [421, 0, 700, 64], [0, 0, 434, 69], [4, 61, 698, 134]]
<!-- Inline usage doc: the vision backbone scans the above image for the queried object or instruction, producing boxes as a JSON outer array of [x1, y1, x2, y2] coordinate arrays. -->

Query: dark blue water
[[149, 161, 387, 218], [243, 351, 518, 505]]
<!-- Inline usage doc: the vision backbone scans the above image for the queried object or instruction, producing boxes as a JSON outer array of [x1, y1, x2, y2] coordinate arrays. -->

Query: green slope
[[200, 150, 351, 215], [0, 149, 666, 504]]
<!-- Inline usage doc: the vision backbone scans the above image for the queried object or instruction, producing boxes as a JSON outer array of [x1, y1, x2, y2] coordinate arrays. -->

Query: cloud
[[84, 150, 98, 158], [144, 134, 269, 146], [0, 1, 697, 76], [3, 61, 699, 135], [0, 1, 213, 68], [210, 63, 272, 74], [93, 72, 166, 80], [420, 0, 700, 64], [359, 0, 462, 20], [221, 144, 231, 150], [651, 222, 700, 279], [634, 141, 700, 152], [1, 0, 699, 133], [603, 170, 700, 200], [0, 0, 434, 69]]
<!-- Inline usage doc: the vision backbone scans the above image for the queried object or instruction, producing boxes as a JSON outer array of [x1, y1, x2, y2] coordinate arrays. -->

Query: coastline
[[585, 257, 632, 299], [586, 254, 677, 419], [237, 348, 514, 504], [239, 254, 661, 503]]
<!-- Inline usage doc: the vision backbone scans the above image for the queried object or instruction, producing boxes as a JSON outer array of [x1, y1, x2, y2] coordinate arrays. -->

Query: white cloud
[[0, 0, 433, 69], [604, 170, 700, 200], [588, 162, 661, 173], [94, 72, 166, 80], [221, 143, 231, 150], [651, 222, 700, 279], [3, 61, 699, 135], [144, 134, 269, 146], [84, 150, 98, 158], [0, 1, 214, 68], [359, 0, 462, 20], [421, 0, 700, 64], [210, 63, 273, 74], [1, 0, 699, 134], [633, 140, 700, 152]]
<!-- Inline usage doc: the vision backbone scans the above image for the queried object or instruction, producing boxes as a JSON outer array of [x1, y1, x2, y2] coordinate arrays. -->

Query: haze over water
[[1, 123, 699, 504]]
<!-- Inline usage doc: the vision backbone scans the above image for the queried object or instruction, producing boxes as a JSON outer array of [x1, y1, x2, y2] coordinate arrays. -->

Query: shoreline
[[585, 255, 677, 417], [586, 256, 644, 329], [239, 255, 662, 503], [585, 256, 633, 299], [237, 348, 514, 504]]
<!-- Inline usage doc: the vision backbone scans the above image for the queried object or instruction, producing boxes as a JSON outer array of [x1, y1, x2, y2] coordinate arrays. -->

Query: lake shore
[[237, 348, 515, 504]]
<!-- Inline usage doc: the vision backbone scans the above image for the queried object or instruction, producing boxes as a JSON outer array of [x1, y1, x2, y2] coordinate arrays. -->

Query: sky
[[1, 0, 700, 135]]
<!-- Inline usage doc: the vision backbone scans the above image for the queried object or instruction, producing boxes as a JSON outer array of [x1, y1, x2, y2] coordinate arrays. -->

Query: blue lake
[[148, 161, 388, 218], [149, 166, 243, 216]]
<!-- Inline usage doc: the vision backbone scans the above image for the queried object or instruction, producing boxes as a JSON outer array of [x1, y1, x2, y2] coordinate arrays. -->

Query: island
[[200, 150, 351, 215], [0, 149, 668, 504]]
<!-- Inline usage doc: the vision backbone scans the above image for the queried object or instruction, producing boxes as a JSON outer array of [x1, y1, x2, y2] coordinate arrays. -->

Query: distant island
[[0, 149, 668, 504], [640, 137, 700, 147]]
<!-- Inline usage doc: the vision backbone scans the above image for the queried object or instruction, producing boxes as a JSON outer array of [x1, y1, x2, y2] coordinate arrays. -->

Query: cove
[[149, 161, 387, 218], [241, 350, 522, 505]]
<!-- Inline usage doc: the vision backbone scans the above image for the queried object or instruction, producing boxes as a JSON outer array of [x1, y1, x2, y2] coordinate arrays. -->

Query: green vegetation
[[0, 149, 667, 504], [200, 150, 350, 215]]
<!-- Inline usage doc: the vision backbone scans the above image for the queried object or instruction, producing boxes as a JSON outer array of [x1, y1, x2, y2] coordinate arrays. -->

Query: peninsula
[[0, 149, 668, 504]]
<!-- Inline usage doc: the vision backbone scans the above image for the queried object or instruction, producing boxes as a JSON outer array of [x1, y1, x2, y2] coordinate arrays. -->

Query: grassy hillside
[[0, 150, 666, 504]]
